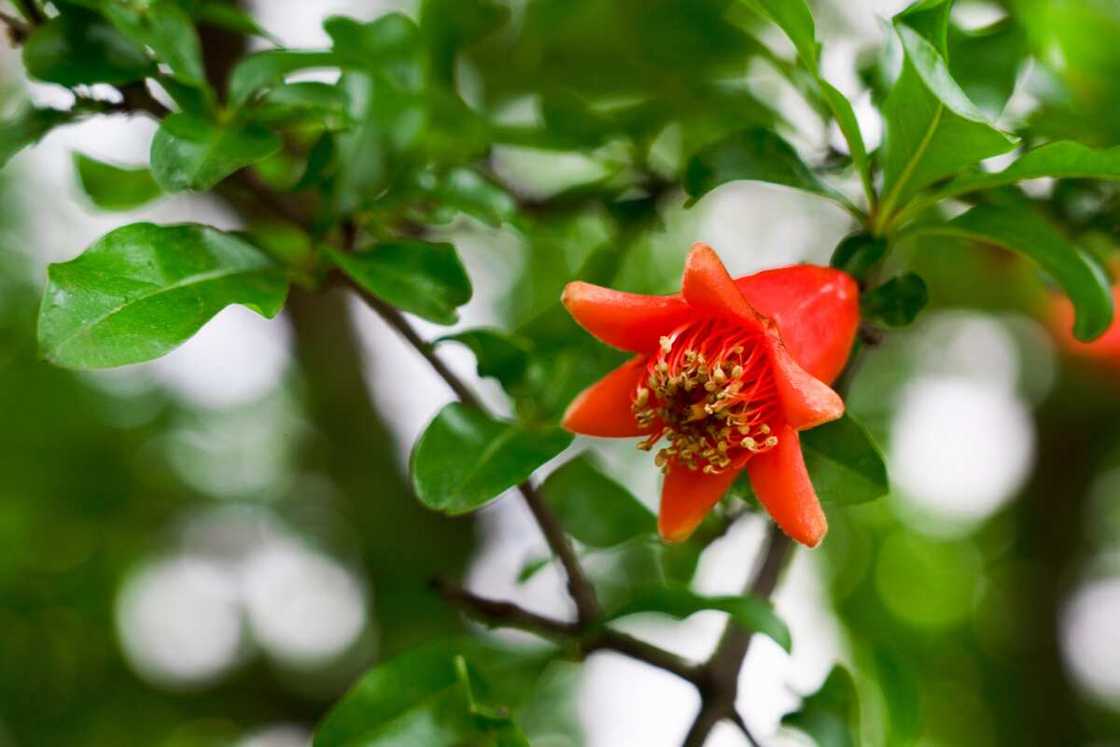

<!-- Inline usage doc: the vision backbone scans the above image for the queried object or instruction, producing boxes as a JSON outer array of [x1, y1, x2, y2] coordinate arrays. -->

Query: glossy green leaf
[[437, 328, 531, 393], [314, 640, 534, 747], [684, 128, 844, 206], [607, 585, 792, 652], [228, 50, 339, 108], [150, 113, 281, 192], [38, 223, 288, 369], [328, 241, 471, 325], [880, 3, 1017, 215], [104, 0, 206, 86], [0, 107, 72, 169], [540, 455, 655, 548], [919, 203, 1114, 341], [932, 141, 1120, 204], [781, 665, 860, 747], [861, 274, 928, 328], [830, 234, 887, 280], [411, 404, 573, 515], [73, 153, 161, 211], [22, 9, 152, 86], [948, 18, 1027, 118], [800, 414, 889, 505]]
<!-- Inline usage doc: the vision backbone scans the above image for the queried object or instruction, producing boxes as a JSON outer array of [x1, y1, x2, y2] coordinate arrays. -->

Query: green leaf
[[38, 223, 288, 369], [254, 82, 351, 128], [411, 404, 573, 515], [436, 328, 531, 393], [104, 0, 206, 86], [539, 455, 655, 548], [819, 80, 872, 202], [150, 113, 281, 192], [860, 273, 928, 328], [326, 12, 424, 77], [22, 9, 153, 86], [424, 168, 517, 227], [948, 18, 1027, 118], [781, 665, 860, 747], [919, 203, 1114, 341], [684, 128, 846, 207], [830, 234, 887, 280], [607, 585, 792, 652], [193, 1, 277, 42], [879, 3, 1017, 215], [743, 0, 819, 69], [420, 0, 510, 84], [328, 241, 471, 326], [931, 141, 1120, 204], [739, 0, 871, 200], [73, 153, 161, 211], [314, 640, 535, 747], [800, 414, 889, 505], [228, 50, 339, 108], [0, 107, 72, 169]]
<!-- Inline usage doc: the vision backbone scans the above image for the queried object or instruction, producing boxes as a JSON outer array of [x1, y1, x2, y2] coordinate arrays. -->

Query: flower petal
[[736, 265, 860, 385], [562, 356, 649, 437], [562, 282, 693, 353], [681, 243, 763, 327], [658, 463, 742, 542], [762, 327, 845, 430], [746, 426, 827, 547]]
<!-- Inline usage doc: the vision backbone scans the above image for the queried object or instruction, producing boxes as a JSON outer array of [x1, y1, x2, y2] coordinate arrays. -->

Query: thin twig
[[348, 278, 602, 623], [0, 9, 29, 42], [434, 580, 579, 639], [435, 579, 702, 684], [728, 709, 763, 747], [10, 0, 43, 25], [682, 523, 793, 747]]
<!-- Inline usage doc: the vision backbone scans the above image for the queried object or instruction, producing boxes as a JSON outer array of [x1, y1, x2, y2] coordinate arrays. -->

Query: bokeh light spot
[[116, 557, 244, 688], [1061, 576, 1120, 706], [875, 532, 982, 630], [242, 542, 367, 668]]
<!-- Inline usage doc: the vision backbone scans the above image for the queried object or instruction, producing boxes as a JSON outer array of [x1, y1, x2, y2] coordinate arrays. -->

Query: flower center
[[632, 317, 780, 474]]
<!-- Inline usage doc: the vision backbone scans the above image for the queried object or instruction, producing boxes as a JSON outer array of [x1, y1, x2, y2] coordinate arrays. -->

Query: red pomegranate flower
[[561, 243, 860, 547]]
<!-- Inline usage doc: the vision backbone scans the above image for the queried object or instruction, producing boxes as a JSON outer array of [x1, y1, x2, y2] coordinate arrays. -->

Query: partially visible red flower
[[561, 243, 860, 547], [1051, 286, 1120, 369]]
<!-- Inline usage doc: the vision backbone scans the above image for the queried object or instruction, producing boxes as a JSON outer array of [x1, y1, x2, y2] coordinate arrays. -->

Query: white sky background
[[4, 0, 1108, 745]]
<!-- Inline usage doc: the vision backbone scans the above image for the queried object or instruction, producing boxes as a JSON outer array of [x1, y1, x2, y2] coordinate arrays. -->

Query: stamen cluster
[[633, 318, 779, 475]]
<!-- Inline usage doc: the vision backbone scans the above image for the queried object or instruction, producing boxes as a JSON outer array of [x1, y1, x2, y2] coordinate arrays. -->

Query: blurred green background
[[1, 1, 1120, 745]]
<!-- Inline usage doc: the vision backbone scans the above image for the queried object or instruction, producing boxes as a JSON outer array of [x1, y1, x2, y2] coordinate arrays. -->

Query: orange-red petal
[[736, 265, 859, 385], [658, 462, 742, 542], [562, 282, 693, 353], [746, 426, 828, 547], [562, 356, 649, 437], [761, 328, 845, 431], [681, 243, 763, 327]]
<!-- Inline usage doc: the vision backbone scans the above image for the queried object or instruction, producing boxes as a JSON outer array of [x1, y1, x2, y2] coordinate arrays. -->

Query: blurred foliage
[[2, 0, 1120, 745]]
